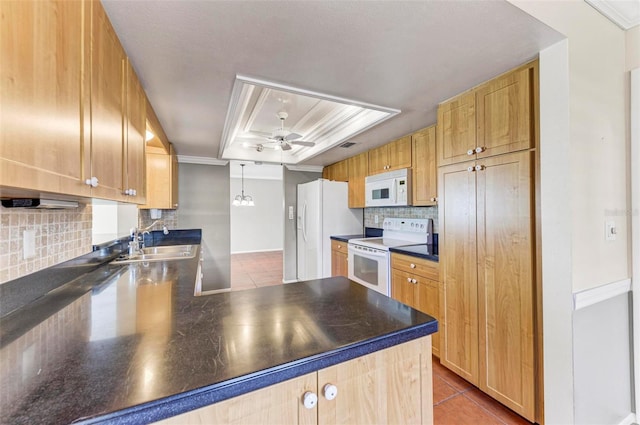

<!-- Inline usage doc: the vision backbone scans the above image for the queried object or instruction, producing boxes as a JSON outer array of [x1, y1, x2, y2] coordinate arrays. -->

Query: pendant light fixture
[[232, 163, 254, 206]]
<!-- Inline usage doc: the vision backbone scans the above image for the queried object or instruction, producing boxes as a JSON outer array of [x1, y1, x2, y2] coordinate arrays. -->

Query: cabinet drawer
[[331, 239, 348, 254], [391, 253, 439, 281]]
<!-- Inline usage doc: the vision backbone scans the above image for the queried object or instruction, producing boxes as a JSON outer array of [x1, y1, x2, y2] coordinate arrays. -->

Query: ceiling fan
[[256, 111, 315, 152]]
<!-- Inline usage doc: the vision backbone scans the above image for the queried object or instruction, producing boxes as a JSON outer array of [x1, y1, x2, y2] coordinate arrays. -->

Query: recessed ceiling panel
[[219, 76, 399, 164]]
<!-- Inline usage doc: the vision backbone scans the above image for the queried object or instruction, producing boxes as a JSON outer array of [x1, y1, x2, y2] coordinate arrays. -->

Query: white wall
[[230, 177, 283, 253], [509, 1, 633, 423]]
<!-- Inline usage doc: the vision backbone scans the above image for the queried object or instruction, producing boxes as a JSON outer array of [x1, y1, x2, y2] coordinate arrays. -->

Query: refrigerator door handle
[[302, 202, 308, 242]]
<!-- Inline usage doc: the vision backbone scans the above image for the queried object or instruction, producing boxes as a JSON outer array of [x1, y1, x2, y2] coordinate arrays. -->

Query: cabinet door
[[387, 135, 412, 171], [368, 144, 388, 175], [437, 92, 476, 166], [90, 0, 125, 201], [0, 0, 90, 196], [391, 269, 417, 307], [317, 336, 432, 425], [476, 66, 533, 159], [170, 144, 179, 208], [438, 161, 478, 385], [416, 279, 440, 358], [322, 160, 348, 182], [331, 250, 348, 277], [476, 151, 535, 421], [157, 373, 318, 425], [125, 59, 146, 203], [347, 152, 367, 208], [140, 152, 171, 209], [412, 127, 437, 206]]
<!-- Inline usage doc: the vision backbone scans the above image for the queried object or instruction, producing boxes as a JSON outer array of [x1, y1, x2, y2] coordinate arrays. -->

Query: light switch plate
[[288, 206, 294, 220], [606, 220, 616, 241]]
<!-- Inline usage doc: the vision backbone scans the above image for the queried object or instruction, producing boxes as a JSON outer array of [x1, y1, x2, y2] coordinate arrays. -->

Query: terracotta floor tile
[[434, 394, 503, 425], [463, 389, 533, 425], [434, 363, 474, 392], [433, 375, 460, 405]]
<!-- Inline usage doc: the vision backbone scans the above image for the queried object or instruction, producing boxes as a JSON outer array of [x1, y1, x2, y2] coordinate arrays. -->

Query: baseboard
[[282, 279, 298, 284], [617, 412, 636, 425], [573, 278, 631, 311], [230, 249, 283, 254]]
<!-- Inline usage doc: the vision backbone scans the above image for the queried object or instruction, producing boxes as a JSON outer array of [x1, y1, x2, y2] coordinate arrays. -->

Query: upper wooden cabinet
[[0, 0, 148, 204], [437, 61, 536, 166], [89, 0, 127, 201], [347, 152, 367, 208], [411, 126, 437, 206], [140, 144, 179, 210], [0, 0, 91, 197], [368, 135, 411, 175], [124, 59, 146, 203], [322, 159, 349, 182]]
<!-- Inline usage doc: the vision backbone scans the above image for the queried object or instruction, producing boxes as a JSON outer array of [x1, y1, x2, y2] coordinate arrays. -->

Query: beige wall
[[511, 0, 629, 292], [627, 25, 640, 71]]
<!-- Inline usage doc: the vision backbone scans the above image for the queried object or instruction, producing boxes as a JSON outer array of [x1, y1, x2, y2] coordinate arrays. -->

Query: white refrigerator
[[297, 179, 364, 281]]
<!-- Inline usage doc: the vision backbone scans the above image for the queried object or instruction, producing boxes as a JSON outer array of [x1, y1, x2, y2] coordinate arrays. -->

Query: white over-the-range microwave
[[365, 168, 412, 207]]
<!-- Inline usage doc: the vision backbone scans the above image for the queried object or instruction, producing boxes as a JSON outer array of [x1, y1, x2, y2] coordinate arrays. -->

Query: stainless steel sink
[[112, 244, 197, 264]]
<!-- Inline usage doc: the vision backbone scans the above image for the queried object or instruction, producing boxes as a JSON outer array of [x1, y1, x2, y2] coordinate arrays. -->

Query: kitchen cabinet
[[368, 135, 412, 175], [0, 0, 91, 197], [140, 144, 179, 210], [322, 159, 349, 182], [123, 59, 146, 203], [89, 0, 127, 201], [438, 150, 535, 421], [437, 61, 535, 166], [156, 336, 433, 425], [330, 240, 348, 277], [347, 152, 367, 208], [411, 126, 438, 206], [391, 253, 440, 357]]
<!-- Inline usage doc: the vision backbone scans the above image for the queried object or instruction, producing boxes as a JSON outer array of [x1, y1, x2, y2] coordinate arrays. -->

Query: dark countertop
[[330, 234, 365, 242], [0, 243, 437, 424], [389, 244, 439, 262]]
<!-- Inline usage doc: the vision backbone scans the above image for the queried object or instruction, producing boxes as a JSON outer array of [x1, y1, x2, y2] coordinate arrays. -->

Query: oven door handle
[[348, 245, 388, 258]]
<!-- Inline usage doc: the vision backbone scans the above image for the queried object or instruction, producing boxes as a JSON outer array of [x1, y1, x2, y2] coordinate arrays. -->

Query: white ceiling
[[102, 0, 564, 167]]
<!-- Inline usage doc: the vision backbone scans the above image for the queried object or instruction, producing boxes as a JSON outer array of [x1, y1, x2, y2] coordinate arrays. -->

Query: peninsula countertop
[[0, 246, 437, 424]]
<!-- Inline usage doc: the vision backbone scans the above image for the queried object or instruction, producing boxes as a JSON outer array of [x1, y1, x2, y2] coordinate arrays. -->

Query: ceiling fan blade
[[284, 132, 303, 141], [280, 142, 292, 151], [290, 140, 315, 147]]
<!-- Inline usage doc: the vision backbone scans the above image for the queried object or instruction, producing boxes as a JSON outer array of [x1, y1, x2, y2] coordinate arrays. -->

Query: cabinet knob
[[323, 384, 338, 401], [475, 146, 486, 153], [475, 165, 485, 171], [337, 244, 341, 249], [467, 149, 474, 156], [410, 263, 416, 268], [467, 166, 475, 172], [412, 278, 417, 284], [85, 177, 99, 187], [407, 277, 412, 282], [174, 203, 179, 208], [132, 189, 137, 196], [302, 392, 318, 409], [430, 197, 437, 202]]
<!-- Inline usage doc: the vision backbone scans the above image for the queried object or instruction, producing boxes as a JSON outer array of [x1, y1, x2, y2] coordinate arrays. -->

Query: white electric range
[[348, 218, 433, 296]]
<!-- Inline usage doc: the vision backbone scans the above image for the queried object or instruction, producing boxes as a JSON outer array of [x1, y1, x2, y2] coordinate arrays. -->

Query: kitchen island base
[[157, 336, 433, 425]]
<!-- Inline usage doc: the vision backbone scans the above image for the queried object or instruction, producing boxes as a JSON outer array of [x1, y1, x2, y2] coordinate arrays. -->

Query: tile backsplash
[[138, 209, 178, 231], [0, 205, 93, 284], [364, 206, 439, 233]]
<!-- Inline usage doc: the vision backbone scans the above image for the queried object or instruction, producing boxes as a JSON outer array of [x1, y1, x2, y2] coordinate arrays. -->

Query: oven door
[[347, 244, 390, 296]]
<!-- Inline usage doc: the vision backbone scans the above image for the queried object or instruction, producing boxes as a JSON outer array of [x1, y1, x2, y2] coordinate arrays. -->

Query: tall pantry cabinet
[[437, 60, 538, 422]]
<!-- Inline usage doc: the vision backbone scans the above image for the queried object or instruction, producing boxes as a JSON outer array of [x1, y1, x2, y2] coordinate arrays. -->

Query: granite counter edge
[[77, 319, 438, 425]]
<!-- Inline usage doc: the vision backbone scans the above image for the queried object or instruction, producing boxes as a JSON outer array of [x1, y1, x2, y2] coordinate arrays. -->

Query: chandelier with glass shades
[[232, 163, 255, 206]]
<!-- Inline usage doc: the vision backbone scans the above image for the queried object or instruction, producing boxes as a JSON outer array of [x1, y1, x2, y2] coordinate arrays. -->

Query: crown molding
[[285, 165, 324, 173], [585, 0, 640, 30], [177, 156, 229, 166]]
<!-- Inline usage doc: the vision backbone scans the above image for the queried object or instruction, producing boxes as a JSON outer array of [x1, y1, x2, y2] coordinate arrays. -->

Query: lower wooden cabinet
[[156, 336, 433, 425], [330, 240, 348, 277], [391, 254, 440, 357]]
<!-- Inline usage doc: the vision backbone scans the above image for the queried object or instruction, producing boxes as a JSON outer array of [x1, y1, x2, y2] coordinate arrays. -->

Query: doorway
[[229, 161, 284, 291]]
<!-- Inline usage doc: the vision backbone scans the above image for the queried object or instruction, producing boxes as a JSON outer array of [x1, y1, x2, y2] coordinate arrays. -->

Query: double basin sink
[[112, 244, 197, 264]]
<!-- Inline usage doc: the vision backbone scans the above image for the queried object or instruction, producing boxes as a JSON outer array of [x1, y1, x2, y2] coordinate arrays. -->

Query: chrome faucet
[[129, 220, 169, 255]]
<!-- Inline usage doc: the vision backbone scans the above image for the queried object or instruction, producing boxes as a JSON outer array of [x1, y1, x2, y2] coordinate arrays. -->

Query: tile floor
[[230, 251, 284, 291], [230, 251, 534, 425], [432, 358, 534, 425]]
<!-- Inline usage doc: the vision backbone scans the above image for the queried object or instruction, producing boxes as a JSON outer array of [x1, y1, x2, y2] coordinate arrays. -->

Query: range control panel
[[381, 218, 432, 233]]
